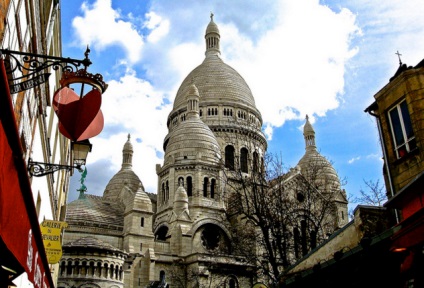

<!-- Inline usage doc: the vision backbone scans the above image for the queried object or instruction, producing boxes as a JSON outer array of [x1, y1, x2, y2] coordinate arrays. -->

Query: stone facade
[[59, 16, 348, 288], [371, 61, 424, 194]]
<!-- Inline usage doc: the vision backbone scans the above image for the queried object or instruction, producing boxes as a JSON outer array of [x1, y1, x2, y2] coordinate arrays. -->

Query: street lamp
[[28, 140, 92, 177]]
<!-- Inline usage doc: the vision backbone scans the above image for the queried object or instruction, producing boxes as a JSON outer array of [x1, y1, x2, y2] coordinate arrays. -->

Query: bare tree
[[222, 149, 343, 286], [352, 179, 387, 206]]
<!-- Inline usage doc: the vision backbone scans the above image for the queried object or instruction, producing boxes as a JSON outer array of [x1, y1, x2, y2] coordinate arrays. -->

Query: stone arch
[[154, 224, 169, 241], [225, 275, 239, 288], [190, 219, 232, 253]]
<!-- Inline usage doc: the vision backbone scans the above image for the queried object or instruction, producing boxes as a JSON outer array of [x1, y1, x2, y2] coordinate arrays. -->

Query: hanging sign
[[40, 220, 68, 264], [9, 73, 51, 93]]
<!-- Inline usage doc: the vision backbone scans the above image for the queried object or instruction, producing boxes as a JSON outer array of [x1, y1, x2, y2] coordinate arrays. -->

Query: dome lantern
[[205, 12, 221, 57], [303, 115, 316, 151], [122, 134, 133, 169]]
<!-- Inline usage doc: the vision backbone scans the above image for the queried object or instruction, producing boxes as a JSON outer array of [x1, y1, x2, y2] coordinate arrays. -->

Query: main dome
[[171, 16, 260, 117], [173, 56, 258, 112]]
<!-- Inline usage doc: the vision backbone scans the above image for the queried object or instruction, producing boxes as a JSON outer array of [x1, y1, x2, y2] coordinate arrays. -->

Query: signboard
[[9, 73, 50, 93], [40, 220, 68, 264]]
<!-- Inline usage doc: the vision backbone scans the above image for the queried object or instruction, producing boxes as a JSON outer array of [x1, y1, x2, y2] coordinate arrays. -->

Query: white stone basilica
[[58, 16, 348, 288]]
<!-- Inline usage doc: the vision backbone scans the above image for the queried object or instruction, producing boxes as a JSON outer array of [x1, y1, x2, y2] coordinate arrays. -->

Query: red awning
[[0, 59, 54, 288]]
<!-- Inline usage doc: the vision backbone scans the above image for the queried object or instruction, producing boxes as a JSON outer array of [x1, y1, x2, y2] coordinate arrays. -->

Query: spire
[[173, 179, 189, 218], [303, 115, 316, 151], [122, 134, 133, 169], [186, 82, 200, 119], [205, 12, 220, 57]]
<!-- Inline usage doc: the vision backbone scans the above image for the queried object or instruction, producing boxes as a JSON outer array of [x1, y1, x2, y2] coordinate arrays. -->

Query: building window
[[187, 176, 192, 196], [225, 145, 235, 170], [141, 217, 144, 227], [388, 100, 416, 158], [210, 179, 216, 198], [252, 151, 259, 173], [240, 148, 248, 173], [203, 177, 209, 197]]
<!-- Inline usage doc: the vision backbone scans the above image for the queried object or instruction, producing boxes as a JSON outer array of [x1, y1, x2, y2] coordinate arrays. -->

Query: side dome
[[164, 84, 221, 166], [124, 184, 153, 213], [297, 151, 341, 191], [297, 115, 341, 190], [103, 135, 144, 201]]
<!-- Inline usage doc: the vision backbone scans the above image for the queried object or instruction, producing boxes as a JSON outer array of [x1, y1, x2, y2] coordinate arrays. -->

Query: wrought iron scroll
[[0, 47, 92, 93], [28, 158, 83, 177]]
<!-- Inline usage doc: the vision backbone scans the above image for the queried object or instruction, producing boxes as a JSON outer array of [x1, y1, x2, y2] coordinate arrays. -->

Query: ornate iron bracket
[[28, 158, 84, 177], [0, 47, 102, 93]]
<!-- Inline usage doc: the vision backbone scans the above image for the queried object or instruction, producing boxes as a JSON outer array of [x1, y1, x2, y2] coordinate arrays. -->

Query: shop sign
[[40, 220, 68, 264]]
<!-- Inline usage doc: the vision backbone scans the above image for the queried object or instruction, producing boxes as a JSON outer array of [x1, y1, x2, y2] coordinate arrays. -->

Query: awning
[[0, 59, 54, 288]]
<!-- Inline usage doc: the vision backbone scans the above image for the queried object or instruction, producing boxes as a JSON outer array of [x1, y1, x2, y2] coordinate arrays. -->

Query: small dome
[[187, 83, 199, 96], [303, 115, 315, 135], [298, 116, 340, 190], [123, 134, 133, 152], [103, 136, 144, 201], [174, 185, 189, 213], [164, 117, 221, 166], [297, 151, 341, 190], [205, 17, 219, 35], [125, 184, 153, 213]]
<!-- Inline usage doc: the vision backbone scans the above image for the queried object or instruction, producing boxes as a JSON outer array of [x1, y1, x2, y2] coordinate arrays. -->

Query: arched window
[[161, 183, 165, 203], [225, 145, 235, 170], [294, 228, 300, 259], [187, 176, 192, 196], [203, 177, 209, 197], [229, 278, 236, 288], [310, 230, 317, 249], [210, 179, 216, 198], [252, 151, 259, 173], [166, 181, 169, 201], [240, 148, 248, 173], [156, 226, 169, 241], [67, 261, 72, 275], [178, 177, 184, 187], [301, 220, 308, 256], [160, 270, 166, 284]]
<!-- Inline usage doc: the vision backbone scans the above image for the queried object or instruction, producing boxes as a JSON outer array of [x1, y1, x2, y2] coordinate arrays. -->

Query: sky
[[62, 0, 424, 212]]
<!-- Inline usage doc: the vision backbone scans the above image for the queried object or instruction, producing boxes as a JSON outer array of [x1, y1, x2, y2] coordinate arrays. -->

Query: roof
[[66, 194, 124, 228]]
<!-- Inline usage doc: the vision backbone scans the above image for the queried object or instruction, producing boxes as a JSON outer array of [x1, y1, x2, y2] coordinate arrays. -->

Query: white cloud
[[67, 0, 424, 195], [348, 156, 361, 164], [221, 2, 360, 140], [144, 12, 170, 43], [87, 69, 172, 192], [72, 0, 144, 63]]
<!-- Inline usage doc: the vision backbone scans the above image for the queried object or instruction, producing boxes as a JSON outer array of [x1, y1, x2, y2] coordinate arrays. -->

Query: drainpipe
[[365, 106, 400, 223]]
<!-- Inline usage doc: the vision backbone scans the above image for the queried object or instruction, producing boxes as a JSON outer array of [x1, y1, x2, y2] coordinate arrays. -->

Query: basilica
[[58, 16, 348, 288]]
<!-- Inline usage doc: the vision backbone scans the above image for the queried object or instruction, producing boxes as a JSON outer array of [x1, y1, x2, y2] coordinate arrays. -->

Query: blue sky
[[63, 0, 424, 212]]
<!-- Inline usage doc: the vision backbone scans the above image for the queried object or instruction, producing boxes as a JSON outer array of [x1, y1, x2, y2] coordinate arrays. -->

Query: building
[[278, 57, 424, 287], [58, 16, 347, 288], [0, 1, 103, 287], [367, 57, 424, 287]]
